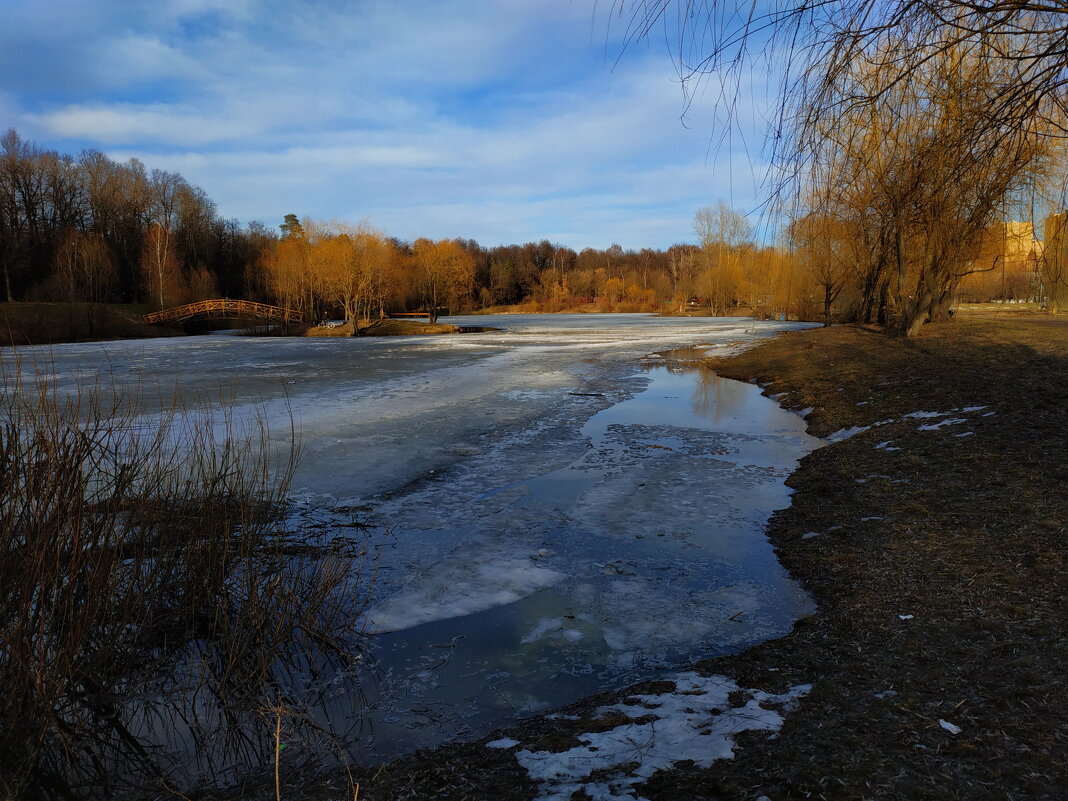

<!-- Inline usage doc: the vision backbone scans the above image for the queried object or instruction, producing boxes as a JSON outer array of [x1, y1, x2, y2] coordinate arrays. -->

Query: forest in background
[[1, 128, 1064, 333]]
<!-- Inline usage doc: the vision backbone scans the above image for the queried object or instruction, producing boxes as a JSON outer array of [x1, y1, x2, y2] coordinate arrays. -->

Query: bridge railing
[[143, 299, 302, 325]]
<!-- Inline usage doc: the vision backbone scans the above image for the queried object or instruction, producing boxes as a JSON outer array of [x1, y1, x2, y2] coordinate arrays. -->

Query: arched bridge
[[143, 299, 303, 325]]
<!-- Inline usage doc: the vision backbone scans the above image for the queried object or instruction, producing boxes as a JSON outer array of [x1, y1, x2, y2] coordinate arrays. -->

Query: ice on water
[[3, 314, 821, 762]]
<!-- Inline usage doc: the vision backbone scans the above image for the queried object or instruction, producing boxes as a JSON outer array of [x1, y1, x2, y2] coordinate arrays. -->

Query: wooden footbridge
[[143, 299, 303, 325]]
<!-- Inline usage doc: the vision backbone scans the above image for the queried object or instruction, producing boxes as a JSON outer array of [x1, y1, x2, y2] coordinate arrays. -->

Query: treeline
[[0, 129, 272, 307], [0, 128, 822, 321], [257, 210, 817, 324], [3, 128, 1059, 327]]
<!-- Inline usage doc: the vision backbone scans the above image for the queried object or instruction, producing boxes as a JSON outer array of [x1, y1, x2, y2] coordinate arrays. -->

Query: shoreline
[[281, 314, 1065, 801]]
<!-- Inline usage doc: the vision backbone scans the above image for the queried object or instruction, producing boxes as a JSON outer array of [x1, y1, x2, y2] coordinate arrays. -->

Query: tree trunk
[[898, 289, 934, 337], [928, 289, 953, 323], [1, 259, 12, 302], [876, 279, 890, 327]]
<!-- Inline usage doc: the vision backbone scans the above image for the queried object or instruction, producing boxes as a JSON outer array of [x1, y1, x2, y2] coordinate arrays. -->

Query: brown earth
[[359, 319, 468, 336], [296, 319, 488, 337], [211, 313, 1066, 801]]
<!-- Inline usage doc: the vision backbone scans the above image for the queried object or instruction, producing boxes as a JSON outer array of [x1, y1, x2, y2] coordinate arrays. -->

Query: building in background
[[962, 221, 1044, 302]]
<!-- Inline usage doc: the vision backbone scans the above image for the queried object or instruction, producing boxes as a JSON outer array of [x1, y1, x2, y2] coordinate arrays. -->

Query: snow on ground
[[828, 406, 992, 444], [826, 424, 871, 442], [917, 417, 968, 431], [506, 672, 811, 801]]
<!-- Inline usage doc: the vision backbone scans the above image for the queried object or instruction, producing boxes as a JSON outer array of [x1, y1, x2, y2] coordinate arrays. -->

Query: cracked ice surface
[[3, 314, 821, 763], [341, 319, 820, 761]]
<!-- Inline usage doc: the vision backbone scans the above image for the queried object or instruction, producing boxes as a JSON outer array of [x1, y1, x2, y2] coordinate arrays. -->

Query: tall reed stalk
[[0, 359, 370, 799]]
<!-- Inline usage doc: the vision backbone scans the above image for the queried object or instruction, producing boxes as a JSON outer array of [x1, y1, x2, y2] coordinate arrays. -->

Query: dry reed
[[0, 357, 372, 800]]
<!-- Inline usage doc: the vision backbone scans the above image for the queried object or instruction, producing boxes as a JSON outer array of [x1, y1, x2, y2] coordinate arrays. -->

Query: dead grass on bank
[[637, 316, 1067, 801], [241, 315, 1066, 801]]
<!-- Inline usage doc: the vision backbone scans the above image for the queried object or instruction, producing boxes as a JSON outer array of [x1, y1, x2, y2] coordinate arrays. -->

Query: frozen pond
[[3, 314, 820, 766]]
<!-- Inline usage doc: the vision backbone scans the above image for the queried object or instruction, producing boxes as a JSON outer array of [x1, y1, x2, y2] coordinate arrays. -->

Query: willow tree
[[612, 1, 1068, 334]]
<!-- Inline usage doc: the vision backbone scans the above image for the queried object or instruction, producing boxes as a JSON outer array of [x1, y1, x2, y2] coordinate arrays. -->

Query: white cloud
[[11, 0, 775, 248], [89, 35, 205, 86]]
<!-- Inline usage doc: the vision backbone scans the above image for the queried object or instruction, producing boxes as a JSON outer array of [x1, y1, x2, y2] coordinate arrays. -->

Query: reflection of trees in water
[[692, 369, 748, 424]]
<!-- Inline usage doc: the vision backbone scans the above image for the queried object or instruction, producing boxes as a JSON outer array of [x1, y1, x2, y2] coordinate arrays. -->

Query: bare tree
[[694, 202, 752, 314], [412, 239, 476, 323], [613, 1, 1068, 334]]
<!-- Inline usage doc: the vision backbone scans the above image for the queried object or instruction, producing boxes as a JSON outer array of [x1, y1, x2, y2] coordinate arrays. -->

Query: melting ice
[[2, 313, 821, 764]]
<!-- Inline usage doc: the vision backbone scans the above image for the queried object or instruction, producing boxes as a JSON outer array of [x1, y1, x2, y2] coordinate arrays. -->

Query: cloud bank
[[1, 0, 773, 248]]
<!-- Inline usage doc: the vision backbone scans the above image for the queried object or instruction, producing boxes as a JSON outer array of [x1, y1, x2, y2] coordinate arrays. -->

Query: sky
[[0, 0, 777, 250]]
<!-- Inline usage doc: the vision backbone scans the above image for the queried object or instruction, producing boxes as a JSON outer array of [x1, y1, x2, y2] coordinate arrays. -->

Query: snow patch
[[487, 738, 520, 749], [939, 719, 962, 735], [917, 417, 967, 431], [827, 425, 870, 442], [513, 672, 811, 801]]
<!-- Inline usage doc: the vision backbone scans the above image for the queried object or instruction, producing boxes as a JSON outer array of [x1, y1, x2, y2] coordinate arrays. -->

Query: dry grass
[[0, 360, 372, 800], [357, 319, 462, 336]]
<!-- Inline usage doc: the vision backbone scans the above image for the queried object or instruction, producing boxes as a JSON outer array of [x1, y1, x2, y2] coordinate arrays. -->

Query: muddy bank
[[266, 317, 1065, 801], [293, 319, 498, 337]]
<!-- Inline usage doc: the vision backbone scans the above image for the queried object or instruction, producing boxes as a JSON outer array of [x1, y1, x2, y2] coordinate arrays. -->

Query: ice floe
[[366, 556, 565, 633]]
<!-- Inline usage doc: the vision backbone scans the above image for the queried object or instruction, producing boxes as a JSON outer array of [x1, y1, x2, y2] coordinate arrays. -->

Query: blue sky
[[0, 0, 775, 249]]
